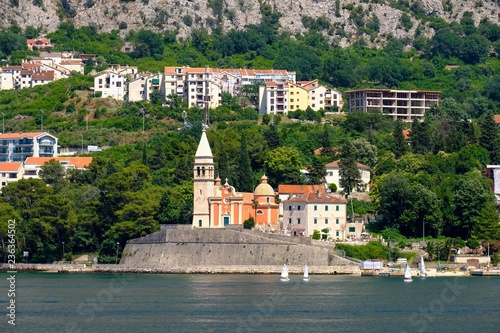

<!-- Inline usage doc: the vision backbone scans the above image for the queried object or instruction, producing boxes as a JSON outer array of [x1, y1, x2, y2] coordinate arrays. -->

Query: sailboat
[[419, 256, 427, 278], [404, 264, 413, 282], [303, 264, 310, 282], [281, 264, 289, 282]]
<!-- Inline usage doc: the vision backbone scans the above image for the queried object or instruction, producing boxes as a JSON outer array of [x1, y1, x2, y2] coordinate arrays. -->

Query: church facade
[[192, 130, 279, 228]]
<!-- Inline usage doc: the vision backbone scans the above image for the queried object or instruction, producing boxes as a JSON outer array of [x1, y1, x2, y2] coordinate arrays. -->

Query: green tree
[[1, 178, 53, 221], [265, 146, 303, 186], [459, 34, 489, 64], [235, 134, 253, 192], [350, 137, 378, 168], [216, 145, 233, 185], [410, 117, 432, 154], [338, 141, 361, 193], [451, 173, 493, 239], [156, 182, 193, 224], [149, 89, 162, 105], [479, 114, 500, 164], [393, 121, 408, 159], [263, 124, 281, 149], [307, 156, 327, 185], [472, 201, 500, 241], [39, 159, 68, 192]]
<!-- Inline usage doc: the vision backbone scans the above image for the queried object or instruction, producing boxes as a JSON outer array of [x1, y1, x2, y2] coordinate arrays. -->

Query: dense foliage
[[0, 15, 499, 263]]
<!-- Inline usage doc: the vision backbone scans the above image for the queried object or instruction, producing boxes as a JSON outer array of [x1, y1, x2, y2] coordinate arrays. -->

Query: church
[[192, 129, 279, 228]]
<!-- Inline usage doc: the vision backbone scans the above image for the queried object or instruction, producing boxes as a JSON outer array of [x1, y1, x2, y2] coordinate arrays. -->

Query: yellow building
[[288, 82, 309, 111]]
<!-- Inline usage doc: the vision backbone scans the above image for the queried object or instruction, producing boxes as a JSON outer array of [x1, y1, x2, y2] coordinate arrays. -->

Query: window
[[325, 206, 328, 211], [198, 220, 202, 227], [1, 173, 5, 177], [349, 227, 356, 232], [298, 205, 301, 211], [325, 218, 329, 224], [298, 218, 301, 224], [288, 206, 292, 211], [336, 206, 339, 211], [288, 218, 292, 225], [314, 218, 317, 224], [336, 231, 339, 237], [314, 205, 317, 211], [336, 219, 339, 224]]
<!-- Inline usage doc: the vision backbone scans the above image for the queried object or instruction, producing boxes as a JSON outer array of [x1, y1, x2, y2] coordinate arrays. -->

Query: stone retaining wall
[[122, 226, 359, 268]]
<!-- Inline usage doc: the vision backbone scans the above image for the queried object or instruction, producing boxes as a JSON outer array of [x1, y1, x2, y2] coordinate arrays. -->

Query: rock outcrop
[[0, 0, 498, 48]]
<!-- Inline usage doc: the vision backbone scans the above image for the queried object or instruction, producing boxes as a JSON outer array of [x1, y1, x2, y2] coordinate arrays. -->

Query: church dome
[[254, 175, 274, 196]]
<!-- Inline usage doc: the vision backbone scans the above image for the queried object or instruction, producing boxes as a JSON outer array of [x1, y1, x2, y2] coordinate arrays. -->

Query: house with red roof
[[282, 190, 348, 239], [0, 162, 23, 190], [24, 157, 92, 179]]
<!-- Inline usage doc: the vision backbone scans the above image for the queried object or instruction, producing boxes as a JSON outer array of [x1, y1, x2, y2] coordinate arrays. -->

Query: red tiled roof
[[278, 184, 326, 194], [324, 160, 370, 170], [25, 157, 93, 169], [0, 132, 45, 139], [285, 192, 347, 203], [494, 115, 500, 124], [32, 71, 55, 80], [0, 162, 23, 172]]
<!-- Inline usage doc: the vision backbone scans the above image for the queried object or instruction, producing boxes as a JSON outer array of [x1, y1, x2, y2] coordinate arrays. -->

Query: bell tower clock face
[[223, 198, 229, 204]]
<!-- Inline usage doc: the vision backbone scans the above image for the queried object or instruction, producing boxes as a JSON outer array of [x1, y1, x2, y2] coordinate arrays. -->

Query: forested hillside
[[0, 7, 499, 263]]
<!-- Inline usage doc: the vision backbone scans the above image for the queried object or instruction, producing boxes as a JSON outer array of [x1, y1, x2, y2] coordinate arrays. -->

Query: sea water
[[1, 272, 499, 333]]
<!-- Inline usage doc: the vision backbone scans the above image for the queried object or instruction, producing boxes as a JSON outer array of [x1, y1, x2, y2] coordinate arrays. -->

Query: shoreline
[[2, 263, 494, 276]]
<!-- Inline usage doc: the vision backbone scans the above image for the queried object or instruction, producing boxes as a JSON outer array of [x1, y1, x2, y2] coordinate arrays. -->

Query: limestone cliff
[[0, 0, 499, 47]]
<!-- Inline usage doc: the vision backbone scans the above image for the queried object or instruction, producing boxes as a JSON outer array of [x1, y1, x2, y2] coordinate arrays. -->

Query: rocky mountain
[[1, 0, 499, 47]]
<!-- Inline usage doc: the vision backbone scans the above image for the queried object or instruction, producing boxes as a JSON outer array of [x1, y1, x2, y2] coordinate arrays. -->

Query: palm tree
[[422, 240, 443, 261], [251, 199, 259, 220]]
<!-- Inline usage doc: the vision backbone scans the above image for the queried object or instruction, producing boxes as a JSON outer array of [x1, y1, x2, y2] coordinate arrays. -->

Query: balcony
[[39, 140, 54, 146]]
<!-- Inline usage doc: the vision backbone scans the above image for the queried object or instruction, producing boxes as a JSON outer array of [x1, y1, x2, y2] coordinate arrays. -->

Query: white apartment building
[[128, 74, 164, 102], [345, 89, 441, 121], [282, 191, 347, 239], [258, 81, 289, 114], [324, 160, 371, 192], [0, 132, 58, 162], [94, 71, 126, 100], [163, 66, 221, 108]]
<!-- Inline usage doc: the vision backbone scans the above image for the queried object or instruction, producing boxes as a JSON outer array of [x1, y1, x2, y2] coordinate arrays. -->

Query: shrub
[[243, 217, 255, 229]]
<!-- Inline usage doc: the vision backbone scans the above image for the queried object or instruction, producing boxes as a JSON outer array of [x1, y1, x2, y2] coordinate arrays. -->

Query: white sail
[[281, 264, 289, 280], [404, 264, 412, 282], [420, 256, 426, 276], [303, 264, 310, 281]]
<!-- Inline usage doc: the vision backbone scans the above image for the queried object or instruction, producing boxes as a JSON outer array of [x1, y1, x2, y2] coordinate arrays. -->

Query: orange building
[[192, 130, 279, 228]]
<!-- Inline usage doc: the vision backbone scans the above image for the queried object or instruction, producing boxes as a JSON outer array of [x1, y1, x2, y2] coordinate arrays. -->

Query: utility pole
[[141, 108, 145, 132]]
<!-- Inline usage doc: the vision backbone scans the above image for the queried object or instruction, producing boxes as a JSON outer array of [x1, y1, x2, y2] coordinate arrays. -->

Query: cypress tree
[[236, 135, 253, 192], [479, 114, 500, 163], [393, 121, 408, 158]]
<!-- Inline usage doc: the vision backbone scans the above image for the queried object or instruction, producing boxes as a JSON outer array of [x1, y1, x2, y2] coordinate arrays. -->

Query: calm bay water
[[1, 272, 499, 332]]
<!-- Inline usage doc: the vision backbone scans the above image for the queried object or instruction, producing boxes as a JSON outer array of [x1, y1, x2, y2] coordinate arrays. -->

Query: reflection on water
[[1, 273, 499, 333]]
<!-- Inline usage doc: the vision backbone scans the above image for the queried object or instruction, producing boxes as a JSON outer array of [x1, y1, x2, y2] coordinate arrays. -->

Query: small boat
[[303, 264, 310, 282], [419, 256, 427, 278], [281, 264, 289, 282], [404, 264, 413, 282]]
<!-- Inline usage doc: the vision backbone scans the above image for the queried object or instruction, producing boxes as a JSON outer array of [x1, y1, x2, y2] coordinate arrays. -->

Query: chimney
[[316, 190, 322, 199]]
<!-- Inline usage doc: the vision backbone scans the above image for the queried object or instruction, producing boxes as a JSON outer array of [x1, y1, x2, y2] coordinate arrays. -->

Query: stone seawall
[[121, 225, 359, 268], [0, 263, 360, 275]]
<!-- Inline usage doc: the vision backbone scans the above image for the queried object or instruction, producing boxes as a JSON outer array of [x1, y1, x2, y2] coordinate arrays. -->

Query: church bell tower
[[192, 129, 214, 228]]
